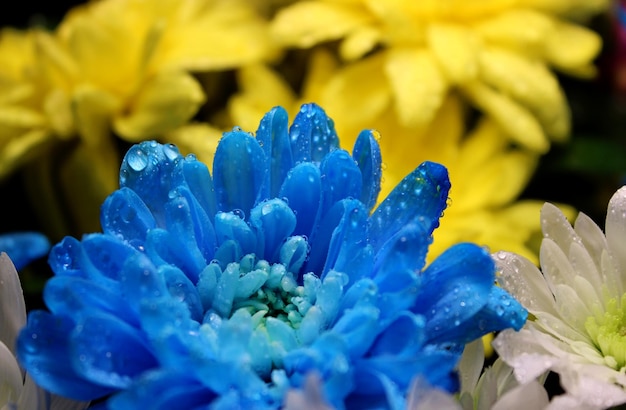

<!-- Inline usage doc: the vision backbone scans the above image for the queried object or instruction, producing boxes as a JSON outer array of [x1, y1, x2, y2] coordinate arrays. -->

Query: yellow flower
[[270, 0, 607, 153], [0, 0, 278, 237], [214, 49, 573, 263], [0, 29, 51, 179]]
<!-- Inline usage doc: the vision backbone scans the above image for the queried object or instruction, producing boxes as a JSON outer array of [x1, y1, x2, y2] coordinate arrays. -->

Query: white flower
[[0, 252, 88, 410], [458, 339, 550, 410], [493, 186, 626, 409]]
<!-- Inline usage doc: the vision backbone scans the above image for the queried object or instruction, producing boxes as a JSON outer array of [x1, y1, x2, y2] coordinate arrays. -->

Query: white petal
[[458, 339, 485, 394], [574, 212, 610, 275], [493, 251, 558, 317], [556, 364, 626, 409], [492, 380, 549, 410], [567, 241, 603, 300], [407, 378, 461, 410], [0, 341, 22, 406], [492, 328, 557, 384], [0, 253, 26, 356], [605, 186, 626, 294], [541, 202, 585, 260], [16, 374, 44, 410], [552, 284, 591, 333], [545, 394, 598, 410], [540, 239, 577, 295]]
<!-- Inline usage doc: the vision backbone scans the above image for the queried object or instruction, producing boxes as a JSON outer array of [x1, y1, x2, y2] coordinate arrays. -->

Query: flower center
[[585, 295, 626, 370], [196, 253, 318, 330]]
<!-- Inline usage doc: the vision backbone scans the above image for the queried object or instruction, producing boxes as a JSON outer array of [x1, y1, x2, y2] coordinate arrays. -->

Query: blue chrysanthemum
[[17, 104, 527, 409]]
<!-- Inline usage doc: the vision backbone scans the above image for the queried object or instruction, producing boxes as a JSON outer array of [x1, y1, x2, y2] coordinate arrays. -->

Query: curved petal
[[271, 2, 373, 48], [212, 130, 266, 216], [384, 48, 448, 129], [0, 253, 26, 354], [17, 311, 115, 401], [351, 129, 382, 210], [369, 161, 450, 252]]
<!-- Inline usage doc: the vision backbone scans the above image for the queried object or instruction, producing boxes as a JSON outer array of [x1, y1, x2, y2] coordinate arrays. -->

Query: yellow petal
[[340, 26, 381, 61], [271, 2, 374, 48], [0, 129, 50, 179], [473, 9, 552, 56], [300, 49, 340, 104], [0, 106, 45, 130], [229, 64, 296, 132], [114, 71, 205, 141], [462, 82, 549, 152], [522, 0, 609, 20], [384, 48, 448, 129], [159, 2, 277, 71], [376, 94, 465, 200], [427, 23, 479, 84], [43, 89, 74, 139], [543, 20, 602, 74], [452, 119, 539, 210], [34, 31, 78, 89], [479, 47, 570, 140], [72, 85, 122, 145], [321, 53, 391, 127], [164, 122, 222, 168]]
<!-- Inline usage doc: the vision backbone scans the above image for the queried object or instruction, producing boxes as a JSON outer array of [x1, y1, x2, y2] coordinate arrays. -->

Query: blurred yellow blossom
[[271, 0, 607, 153], [0, 0, 278, 237]]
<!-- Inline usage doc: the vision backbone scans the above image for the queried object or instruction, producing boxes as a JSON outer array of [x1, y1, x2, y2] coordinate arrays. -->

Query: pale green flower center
[[199, 254, 317, 330], [585, 295, 626, 370]]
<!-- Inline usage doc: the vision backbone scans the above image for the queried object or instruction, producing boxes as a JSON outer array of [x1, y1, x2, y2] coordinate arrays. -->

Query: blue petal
[[100, 188, 156, 248], [279, 163, 322, 238], [372, 222, 429, 293], [120, 142, 183, 225], [415, 243, 495, 345], [81, 234, 140, 283], [212, 130, 266, 216], [437, 286, 528, 344], [145, 228, 205, 283], [368, 161, 450, 252], [214, 212, 257, 257], [305, 199, 363, 279], [249, 199, 296, 262], [172, 186, 217, 263], [161, 265, 204, 322], [331, 305, 380, 358], [17, 311, 115, 401], [70, 313, 158, 389], [352, 129, 382, 210], [108, 370, 219, 410], [353, 350, 459, 396], [367, 312, 425, 357], [162, 191, 210, 275], [319, 149, 363, 218], [179, 154, 217, 219], [43, 276, 139, 326], [255, 106, 293, 198], [0, 232, 49, 270], [288, 103, 339, 163], [324, 200, 373, 282], [119, 253, 168, 304]]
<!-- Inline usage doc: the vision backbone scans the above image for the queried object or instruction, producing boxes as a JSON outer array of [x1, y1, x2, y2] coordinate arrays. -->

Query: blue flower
[[0, 232, 49, 270], [17, 104, 527, 409]]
